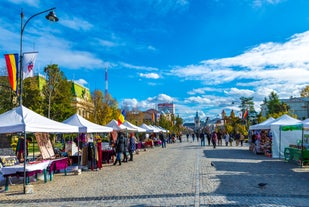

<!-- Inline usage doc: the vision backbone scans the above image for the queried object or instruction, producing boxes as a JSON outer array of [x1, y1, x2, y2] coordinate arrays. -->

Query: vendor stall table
[[1, 158, 69, 191], [48, 157, 68, 181], [284, 147, 309, 166], [1, 160, 50, 191], [102, 150, 115, 164]]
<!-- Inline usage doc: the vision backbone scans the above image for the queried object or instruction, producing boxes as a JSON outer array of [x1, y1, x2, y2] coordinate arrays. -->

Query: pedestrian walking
[[128, 133, 136, 161], [211, 131, 218, 149], [122, 133, 128, 162], [200, 132, 205, 146], [240, 132, 245, 147], [192, 133, 195, 142], [159, 131, 166, 148], [186, 133, 189, 142], [224, 132, 230, 147], [206, 133, 211, 146], [114, 132, 125, 166]]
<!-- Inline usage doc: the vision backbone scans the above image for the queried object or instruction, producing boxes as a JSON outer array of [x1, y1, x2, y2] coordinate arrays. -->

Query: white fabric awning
[[63, 114, 113, 133], [0, 105, 79, 133]]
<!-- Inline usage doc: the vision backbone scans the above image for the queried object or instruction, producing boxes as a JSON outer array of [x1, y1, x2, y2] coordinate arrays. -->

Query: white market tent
[[106, 119, 136, 131], [139, 124, 156, 132], [0, 105, 79, 133], [270, 115, 302, 159], [249, 117, 275, 130], [122, 121, 146, 132], [62, 114, 113, 133], [150, 125, 164, 133], [0, 105, 79, 193]]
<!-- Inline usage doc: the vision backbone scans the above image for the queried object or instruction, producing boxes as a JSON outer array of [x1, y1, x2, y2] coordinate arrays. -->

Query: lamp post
[[19, 8, 58, 194], [19, 7, 58, 106]]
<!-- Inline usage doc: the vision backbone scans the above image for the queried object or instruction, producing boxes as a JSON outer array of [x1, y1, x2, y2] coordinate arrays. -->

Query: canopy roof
[[139, 123, 155, 132], [270, 114, 301, 126], [62, 113, 113, 133], [106, 119, 136, 131], [0, 105, 79, 133], [122, 121, 146, 132], [249, 117, 275, 130]]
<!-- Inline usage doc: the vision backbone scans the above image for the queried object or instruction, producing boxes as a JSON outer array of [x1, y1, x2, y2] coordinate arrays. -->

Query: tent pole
[[23, 133, 27, 194], [301, 125, 304, 167], [279, 126, 281, 159]]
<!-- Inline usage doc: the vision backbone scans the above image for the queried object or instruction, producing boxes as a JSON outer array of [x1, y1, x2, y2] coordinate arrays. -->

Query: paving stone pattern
[[0, 138, 309, 206]]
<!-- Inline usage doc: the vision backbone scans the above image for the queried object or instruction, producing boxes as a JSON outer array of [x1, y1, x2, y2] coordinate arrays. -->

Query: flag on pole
[[243, 109, 248, 119], [23, 52, 38, 80], [4, 54, 18, 91], [117, 109, 126, 126]]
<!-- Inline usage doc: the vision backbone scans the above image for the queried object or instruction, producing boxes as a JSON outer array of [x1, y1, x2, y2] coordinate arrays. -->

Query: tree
[[0, 76, 16, 113], [300, 85, 309, 97], [239, 96, 257, 127], [91, 90, 119, 125], [23, 77, 44, 114], [43, 64, 74, 121], [265, 91, 289, 118]]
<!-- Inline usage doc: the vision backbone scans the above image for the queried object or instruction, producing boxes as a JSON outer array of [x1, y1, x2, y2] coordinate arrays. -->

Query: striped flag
[[4, 54, 18, 91], [23, 52, 38, 80], [243, 109, 248, 119], [117, 109, 126, 126]]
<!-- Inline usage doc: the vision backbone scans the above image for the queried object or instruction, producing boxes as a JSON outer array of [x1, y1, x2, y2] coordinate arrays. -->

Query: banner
[[4, 53, 18, 91], [23, 52, 38, 80]]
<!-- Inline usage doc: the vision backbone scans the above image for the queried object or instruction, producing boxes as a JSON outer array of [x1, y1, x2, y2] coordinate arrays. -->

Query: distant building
[[261, 96, 309, 120], [71, 81, 94, 119], [143, 109, 159, 123], [157, 103, 175, 114], [194, 111, 200, 131]]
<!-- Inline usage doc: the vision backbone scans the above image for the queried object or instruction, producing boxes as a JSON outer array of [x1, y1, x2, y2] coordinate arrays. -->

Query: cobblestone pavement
[[0, 139, 309, 207]]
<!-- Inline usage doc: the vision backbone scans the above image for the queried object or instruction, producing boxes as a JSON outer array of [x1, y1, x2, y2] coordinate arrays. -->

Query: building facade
[[261, 96, 309, 120]]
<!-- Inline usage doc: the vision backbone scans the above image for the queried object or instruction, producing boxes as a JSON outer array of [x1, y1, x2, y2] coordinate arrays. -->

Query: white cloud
[[8, 0, 39, 7], [139, 73, 160, 79], [171, 30, 309, 108], [224, 88, 255, 97], [119, 62, 159, 71], [187, 87, 223, 95], [59, 16, 93, 31], [75, 78, 88, 86]]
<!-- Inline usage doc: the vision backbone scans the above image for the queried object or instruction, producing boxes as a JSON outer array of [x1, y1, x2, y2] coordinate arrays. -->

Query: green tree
[[300, 85, 309, 97], [43, 64, 74, 121], [0, 76, 16, 113], [91, 90, 119, 125], [265, 91, 290, 118], [23, 77, 44, 114]]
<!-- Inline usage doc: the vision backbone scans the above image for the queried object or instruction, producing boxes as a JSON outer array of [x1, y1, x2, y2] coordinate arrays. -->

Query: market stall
[[63, 114, 113, 169], [0, 105, 79, 193]]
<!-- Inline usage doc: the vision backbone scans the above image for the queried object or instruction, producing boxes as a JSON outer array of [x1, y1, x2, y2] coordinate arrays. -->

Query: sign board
[[34, 133, 55, 159]]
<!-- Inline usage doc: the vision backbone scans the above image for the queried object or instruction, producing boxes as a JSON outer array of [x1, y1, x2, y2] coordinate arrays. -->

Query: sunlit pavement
[[1, 138, 309, 207]]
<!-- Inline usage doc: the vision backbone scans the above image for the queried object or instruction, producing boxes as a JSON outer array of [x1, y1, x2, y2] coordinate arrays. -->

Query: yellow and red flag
[[4, 54, 18, 91], [243, 109, 248, 119], [117, 109, 126, 126]]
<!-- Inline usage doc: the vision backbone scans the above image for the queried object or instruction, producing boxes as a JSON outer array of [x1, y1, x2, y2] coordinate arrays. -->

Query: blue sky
[[1, 0, 309, 123]]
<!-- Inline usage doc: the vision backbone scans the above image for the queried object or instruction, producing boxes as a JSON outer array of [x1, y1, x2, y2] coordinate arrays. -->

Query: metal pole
[[19, 7, 57, 194], [19, 7, 56, 106]]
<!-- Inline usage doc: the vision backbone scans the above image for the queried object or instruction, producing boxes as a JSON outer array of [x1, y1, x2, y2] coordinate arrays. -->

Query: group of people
[[186, 131, 246, 148], [113, 132, 136, 165]]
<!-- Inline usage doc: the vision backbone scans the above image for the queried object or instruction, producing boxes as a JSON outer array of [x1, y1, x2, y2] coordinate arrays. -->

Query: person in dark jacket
[[128, 133, 136, 161], [122, 134, 128, 162], [114, 132, 125, 165]]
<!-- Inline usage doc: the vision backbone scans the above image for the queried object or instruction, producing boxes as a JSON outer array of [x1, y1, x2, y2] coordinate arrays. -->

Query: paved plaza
[[0, 139, 309, 207]]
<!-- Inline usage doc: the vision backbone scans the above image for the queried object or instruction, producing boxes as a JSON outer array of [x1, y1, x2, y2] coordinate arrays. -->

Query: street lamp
[[18, 7, 58, 194], [19, 7, 58, 106]]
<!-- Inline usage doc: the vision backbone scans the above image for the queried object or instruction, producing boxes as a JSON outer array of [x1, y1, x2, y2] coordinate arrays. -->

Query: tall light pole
[[19, 8, 58, 194], [19, 7, 59, 106]]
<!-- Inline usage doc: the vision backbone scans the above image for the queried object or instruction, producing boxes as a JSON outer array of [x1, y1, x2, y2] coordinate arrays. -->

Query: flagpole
[[19, 7, 58, 106], [18, 7, 58, 194]]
